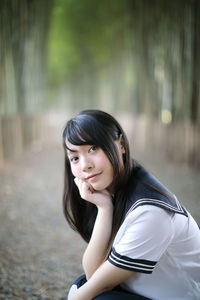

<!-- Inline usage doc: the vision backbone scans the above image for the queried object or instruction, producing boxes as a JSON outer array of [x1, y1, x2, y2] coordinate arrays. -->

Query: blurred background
[[0, 0, 199, 167], [0, 0, 200, 299]]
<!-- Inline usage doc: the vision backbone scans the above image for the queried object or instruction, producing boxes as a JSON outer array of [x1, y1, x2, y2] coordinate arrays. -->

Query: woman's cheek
[[71, 165, 79, 178]]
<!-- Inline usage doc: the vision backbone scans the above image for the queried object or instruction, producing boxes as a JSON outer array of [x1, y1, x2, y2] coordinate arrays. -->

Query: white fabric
[[109, 205, 200, 300], [68, 284, 78, 300]]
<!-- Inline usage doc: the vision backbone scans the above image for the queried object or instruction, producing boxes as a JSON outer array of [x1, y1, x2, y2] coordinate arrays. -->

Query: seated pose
[[62, 110, 200, 300]]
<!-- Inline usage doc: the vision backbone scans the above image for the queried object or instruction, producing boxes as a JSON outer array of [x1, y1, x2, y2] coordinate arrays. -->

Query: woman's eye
[[89, 146, 97, 152], [70, 156, 78, 163]]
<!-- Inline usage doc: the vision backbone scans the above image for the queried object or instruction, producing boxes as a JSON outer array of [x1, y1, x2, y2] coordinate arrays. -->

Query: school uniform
[[68, 166, 200, 300], [108, 166, 200, 299]]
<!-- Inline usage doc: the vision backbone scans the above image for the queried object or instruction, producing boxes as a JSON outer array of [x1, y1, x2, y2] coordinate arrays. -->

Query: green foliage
[[47, 0, 129, 84], [47, 0, 200, 123]]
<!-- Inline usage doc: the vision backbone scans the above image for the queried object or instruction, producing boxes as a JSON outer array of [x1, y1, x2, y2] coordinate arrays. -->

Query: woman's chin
[[90, 183, 108, 192]]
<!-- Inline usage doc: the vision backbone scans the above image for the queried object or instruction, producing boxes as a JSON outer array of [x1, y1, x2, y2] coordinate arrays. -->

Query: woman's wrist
[[97, 202, 113, 213], [95, 191, 114, 210]]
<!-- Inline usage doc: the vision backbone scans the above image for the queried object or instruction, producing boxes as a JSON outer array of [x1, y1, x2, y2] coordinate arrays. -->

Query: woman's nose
[[80, 157, 93, 171]]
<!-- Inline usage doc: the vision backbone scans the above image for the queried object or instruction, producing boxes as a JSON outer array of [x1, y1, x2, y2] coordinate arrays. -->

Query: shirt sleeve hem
[[108, 247, 157, 274]]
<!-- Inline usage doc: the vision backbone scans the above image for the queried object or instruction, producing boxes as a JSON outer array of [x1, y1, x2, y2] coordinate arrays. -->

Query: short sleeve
[[108, 205, 174, 274]]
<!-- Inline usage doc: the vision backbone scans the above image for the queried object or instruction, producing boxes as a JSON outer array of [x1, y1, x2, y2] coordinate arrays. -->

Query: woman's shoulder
[[125, 163, 188, 218], [126, 163, 172, 203], [128, 163, 172, 197], [125, 204, 173, 226]]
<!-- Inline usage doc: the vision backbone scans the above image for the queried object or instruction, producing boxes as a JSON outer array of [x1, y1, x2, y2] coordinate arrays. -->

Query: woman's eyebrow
[[66, 146, 78, 153]]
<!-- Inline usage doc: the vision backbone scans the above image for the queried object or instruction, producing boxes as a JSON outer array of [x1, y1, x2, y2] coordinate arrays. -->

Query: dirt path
[[0, 144, 199, 299]]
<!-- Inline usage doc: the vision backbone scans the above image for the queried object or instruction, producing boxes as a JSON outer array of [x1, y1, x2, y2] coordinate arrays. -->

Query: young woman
[[62, 109, 200, 300]]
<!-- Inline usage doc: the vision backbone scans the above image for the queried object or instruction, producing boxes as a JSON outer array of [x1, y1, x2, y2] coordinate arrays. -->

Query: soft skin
[[66, 140, 135, 299]]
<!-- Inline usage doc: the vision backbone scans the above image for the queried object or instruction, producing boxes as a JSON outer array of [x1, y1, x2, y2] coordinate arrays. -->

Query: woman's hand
[[74, 178, 113, 209]]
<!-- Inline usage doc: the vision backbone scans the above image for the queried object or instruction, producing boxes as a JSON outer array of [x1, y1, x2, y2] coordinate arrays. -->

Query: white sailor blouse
[[108, 166, 200, 300]]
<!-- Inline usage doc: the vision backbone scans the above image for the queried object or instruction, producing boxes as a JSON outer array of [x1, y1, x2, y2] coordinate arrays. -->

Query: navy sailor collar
[[125, 165, 188, 218]]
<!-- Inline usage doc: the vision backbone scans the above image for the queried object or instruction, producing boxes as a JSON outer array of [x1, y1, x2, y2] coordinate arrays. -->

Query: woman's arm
[[74, 178, 114, 279], [69, 261, 135, 300], [82, 204, 113, 279]]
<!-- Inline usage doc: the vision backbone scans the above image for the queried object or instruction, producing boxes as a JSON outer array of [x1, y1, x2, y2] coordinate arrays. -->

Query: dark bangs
[[63, 113, 120, 150], [63, 117, 95, 147]]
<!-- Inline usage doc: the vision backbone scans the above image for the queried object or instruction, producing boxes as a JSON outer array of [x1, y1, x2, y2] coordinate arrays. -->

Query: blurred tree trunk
[[128, 0, 161, 118], [0, 0, 53, 116], [0, 0, 53, 164], [190, 0, 200, 124]]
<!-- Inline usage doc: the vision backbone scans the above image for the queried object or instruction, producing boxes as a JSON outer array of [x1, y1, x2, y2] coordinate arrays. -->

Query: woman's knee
[[71, 274, 87, 288], [68, 274, 87, 300]]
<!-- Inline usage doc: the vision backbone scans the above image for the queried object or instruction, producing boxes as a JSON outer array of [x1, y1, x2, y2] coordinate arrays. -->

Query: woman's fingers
[[74, 178, 113, 208], [74, 178, 94, 199]]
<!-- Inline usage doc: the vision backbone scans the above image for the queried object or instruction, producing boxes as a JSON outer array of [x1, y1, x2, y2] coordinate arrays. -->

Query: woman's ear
[[119, 134, 126, 154]]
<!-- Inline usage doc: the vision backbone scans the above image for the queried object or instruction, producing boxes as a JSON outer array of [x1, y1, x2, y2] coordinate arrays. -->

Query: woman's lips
[[86, 173, 101, 181]]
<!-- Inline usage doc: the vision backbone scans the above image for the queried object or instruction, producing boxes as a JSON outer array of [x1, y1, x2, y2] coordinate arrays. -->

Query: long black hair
[[62, 110, 133, 250]]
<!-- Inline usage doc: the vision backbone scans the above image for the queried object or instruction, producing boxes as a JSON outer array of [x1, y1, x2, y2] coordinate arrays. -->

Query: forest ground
[[0, 140, 200, 299]]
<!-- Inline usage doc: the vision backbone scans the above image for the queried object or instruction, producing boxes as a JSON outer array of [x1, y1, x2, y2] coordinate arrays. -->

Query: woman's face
[[65, 140, 124, 192]]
